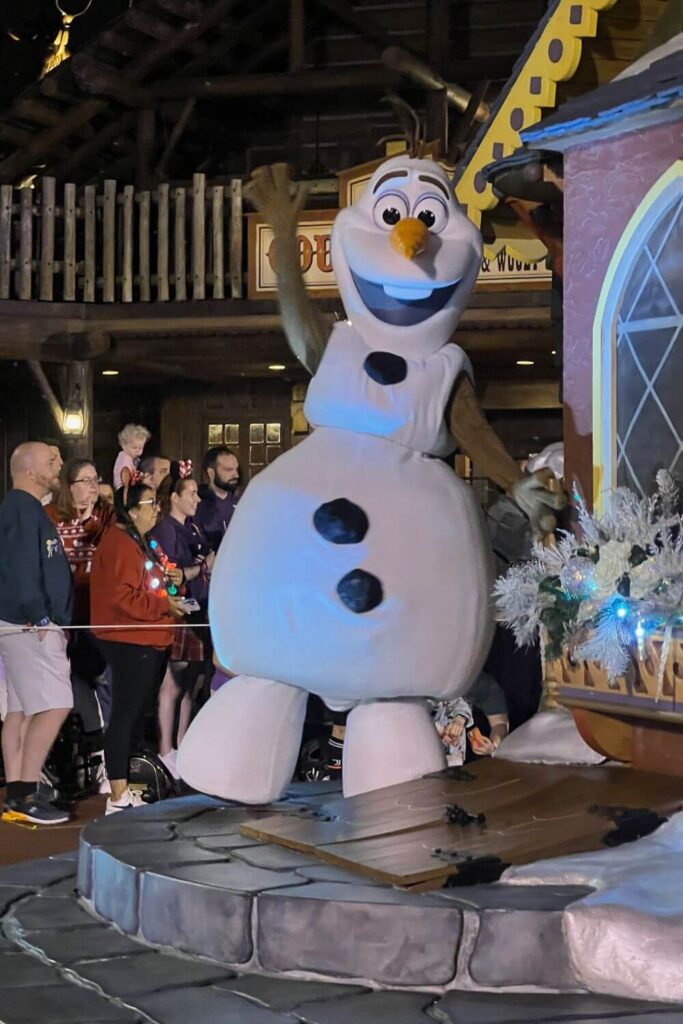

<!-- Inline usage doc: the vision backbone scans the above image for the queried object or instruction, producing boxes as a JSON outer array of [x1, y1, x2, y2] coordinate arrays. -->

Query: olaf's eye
[[413, 196, 448, 233], [373, 192, 409, 230]]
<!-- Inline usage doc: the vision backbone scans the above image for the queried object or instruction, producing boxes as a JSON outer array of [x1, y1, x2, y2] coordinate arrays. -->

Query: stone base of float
[[1, 788, 683, 1021]]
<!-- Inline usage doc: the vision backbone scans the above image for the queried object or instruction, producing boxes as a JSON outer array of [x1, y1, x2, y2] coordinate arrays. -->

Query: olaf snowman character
[[178, 158, 563, 802]]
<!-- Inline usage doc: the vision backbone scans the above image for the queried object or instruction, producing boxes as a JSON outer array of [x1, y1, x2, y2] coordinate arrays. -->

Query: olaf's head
[[331, 155, 482, 358]]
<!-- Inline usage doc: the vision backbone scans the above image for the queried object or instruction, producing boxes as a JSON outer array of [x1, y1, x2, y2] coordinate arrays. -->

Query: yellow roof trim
[[456, 0, 619, 231]]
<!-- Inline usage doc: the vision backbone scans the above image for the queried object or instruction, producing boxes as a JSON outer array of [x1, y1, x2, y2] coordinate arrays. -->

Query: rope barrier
[[0, 622, 211, 637]]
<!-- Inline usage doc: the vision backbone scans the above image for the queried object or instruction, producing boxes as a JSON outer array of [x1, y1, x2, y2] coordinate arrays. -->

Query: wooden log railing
[[0, 173, 243, 303]]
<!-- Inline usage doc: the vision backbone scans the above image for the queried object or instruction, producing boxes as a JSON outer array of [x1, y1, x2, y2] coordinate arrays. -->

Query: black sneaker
[[2, 794, 70, 825]]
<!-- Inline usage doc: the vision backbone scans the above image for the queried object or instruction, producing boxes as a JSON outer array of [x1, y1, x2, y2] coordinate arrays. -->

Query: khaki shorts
[[0, 622, 73, 717]]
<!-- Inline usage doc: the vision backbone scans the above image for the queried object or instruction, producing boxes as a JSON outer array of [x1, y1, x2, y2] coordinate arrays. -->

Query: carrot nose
[[391, 217, 429, 259]]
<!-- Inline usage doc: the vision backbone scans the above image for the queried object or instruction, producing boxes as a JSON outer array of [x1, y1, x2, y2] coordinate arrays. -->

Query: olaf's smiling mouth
[[350, 270, 459, 327]]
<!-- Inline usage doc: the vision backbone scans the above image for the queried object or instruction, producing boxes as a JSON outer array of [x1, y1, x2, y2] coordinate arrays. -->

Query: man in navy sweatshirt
[[0, 442, 73, 825]]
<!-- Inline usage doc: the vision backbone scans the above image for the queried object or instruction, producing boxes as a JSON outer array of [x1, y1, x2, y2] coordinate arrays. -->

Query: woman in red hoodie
[[91, 483, 184, 813]]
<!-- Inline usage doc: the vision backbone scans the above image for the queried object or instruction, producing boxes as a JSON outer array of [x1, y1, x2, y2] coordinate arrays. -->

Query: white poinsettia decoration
[[494, 470, 683, 683]]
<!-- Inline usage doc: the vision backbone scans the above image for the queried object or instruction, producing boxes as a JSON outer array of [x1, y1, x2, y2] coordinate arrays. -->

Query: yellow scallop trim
[[455, 0, 618, 236]]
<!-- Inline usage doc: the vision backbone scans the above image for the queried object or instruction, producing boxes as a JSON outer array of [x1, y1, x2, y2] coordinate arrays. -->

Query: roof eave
[[520, 96, 683, 153]]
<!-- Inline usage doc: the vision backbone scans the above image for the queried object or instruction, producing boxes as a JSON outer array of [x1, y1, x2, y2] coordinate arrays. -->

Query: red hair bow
[[179, 459, 193, 479]]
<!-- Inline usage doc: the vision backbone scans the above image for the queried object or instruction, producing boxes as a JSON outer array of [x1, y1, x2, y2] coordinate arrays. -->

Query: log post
[[136, 107, 156, 189], [0, 184, 12, 299], [63, 182, 77, 301], [65, 359, 94, 460], [39, 177, 56, 301]]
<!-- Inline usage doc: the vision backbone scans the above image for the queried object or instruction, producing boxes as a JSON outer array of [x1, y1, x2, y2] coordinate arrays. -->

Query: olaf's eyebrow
[[372, 170, 409, 193], [418, 174, 449, 199]]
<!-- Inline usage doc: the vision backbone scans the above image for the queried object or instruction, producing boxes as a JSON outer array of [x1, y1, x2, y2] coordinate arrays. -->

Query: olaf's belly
[[209, 428, 494, 701]]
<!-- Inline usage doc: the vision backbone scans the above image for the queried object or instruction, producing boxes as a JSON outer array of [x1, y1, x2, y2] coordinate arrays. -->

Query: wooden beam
[[136, 108, 156, 188], [289, 0, 306, 72], [0, 99, 107, 184], [310, 0, 395, 51], [152, 67, 400, 99], [126, 0, 243, 81], [27, 361, 64, 432], [155, 0, 206, 18], [15, 97, 95, 140], [48, 115, 135, 182], [71, 55, 153, 108], [155, 98, 196, 178]]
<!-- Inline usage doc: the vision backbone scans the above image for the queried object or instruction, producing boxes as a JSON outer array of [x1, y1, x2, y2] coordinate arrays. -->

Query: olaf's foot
[[177, 675, 308, 804], [343, 698, 446, 797]]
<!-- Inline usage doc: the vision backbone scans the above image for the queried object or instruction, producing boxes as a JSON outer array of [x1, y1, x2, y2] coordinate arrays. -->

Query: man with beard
[[194, 446, 241, 553], [0, 442, 73, 824]]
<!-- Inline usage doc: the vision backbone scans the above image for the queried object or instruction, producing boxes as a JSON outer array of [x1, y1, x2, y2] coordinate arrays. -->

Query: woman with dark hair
[[150, 466, 213, 778], [90, 483, 184, 812], [47, 458, 116, 792]]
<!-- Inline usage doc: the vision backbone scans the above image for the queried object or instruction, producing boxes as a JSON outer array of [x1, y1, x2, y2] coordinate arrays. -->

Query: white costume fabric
[[179, 156, 494, 801]]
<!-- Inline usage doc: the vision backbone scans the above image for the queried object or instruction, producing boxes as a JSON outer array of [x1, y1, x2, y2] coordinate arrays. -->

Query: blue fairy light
[[615, 603, 628, 619], [151, 577, 161, 590], [150, 539, 158, 550], [635, 621, 645, 640], [145, 560, 154, 570], [168, 585, 178, 596]]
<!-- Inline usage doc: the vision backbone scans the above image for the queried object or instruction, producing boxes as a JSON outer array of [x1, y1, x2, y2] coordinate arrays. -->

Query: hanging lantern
[[62, 383, 86, 436]]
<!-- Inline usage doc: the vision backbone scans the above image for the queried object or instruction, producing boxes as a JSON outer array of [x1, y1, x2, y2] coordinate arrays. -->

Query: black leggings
[[98, 640, 168, 780]]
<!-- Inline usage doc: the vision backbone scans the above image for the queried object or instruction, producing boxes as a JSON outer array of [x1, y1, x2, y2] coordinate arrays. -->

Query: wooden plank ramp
[[241, 760, 683, 890]]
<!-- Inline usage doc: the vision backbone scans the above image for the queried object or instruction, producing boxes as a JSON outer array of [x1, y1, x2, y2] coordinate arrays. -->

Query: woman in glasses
[[91, 483, 184, 812], [47, 459, 115, 626]]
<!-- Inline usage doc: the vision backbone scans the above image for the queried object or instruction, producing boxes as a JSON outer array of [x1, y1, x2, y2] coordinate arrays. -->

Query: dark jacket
[[0, 490, 73, 626], [150, 515, 211, 605], [194, 484, 239, 552]]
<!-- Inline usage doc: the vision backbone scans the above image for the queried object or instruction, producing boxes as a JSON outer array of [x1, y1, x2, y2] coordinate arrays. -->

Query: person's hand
[[244, 163, 309, 241], [205, 550, 216, 571], [510, 469, 566, 539], [168, 595, 186, 619], [166, 568, 184, 587], [469, 727, 496, 757], [441, 715, 467, 748]]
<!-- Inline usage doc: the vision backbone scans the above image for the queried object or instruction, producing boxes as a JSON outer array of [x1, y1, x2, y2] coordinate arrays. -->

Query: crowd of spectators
[[0, 428, 241, 822]]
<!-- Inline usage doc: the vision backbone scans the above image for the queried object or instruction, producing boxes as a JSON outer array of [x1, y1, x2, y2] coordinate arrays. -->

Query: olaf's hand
[[245, 164, 309, 240], [510, 469, 566, 539]]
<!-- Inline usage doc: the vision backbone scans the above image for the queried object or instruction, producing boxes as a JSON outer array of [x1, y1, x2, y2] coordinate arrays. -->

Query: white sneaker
[[159, 749, 180, 780], [105, 789, 145, 815], [94, 754, 111, 795]]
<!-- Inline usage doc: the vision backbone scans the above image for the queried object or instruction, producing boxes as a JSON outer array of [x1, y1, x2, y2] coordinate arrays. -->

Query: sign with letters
[[247, 210, 550, 299]]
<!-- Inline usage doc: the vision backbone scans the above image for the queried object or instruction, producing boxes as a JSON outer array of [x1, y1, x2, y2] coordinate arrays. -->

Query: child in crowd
[[113, 424, 151, 490], [432, 671, 510, 765]]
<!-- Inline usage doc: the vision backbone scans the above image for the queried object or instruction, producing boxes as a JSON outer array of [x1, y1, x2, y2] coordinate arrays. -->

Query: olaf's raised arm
[[245, 164, 332, 375]]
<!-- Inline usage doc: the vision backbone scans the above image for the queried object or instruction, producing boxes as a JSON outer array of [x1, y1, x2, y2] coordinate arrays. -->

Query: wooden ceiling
[[0, 0, 565, 408], [0, 0, 550, 186]]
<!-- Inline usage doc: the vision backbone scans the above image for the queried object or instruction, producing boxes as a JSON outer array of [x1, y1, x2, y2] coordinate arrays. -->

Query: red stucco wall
[[563, 119, 682, 505]]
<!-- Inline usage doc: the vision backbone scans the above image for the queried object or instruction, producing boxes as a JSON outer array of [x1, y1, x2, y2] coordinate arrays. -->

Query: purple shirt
[[150, 516, 210, 605]]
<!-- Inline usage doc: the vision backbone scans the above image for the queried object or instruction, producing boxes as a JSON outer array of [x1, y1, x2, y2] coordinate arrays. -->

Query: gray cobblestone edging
[[73, 791, 594, 992]]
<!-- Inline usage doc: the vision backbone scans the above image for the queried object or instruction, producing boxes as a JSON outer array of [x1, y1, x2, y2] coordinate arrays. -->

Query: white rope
[[0, 622, 211, 637]]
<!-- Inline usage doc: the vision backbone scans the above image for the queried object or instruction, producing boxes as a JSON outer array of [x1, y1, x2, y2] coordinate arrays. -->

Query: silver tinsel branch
[[495, 469, 683, 683]]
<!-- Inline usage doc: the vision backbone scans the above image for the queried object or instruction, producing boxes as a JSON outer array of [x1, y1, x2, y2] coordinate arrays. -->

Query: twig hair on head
[[381, 93, 425, 158]]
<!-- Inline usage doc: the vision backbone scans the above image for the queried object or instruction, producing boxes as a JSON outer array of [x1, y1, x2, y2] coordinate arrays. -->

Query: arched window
[[593, 162, 683, 507]]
